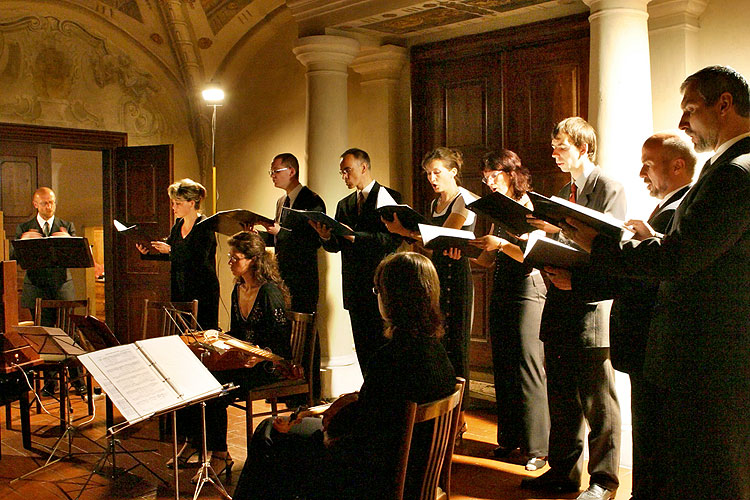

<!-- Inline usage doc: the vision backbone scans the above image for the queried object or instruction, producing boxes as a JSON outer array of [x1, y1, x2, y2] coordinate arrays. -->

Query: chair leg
[[245, 399, 254, 453], [86, 375, 94, 415], [5, 403, 11, 430], [34, 371, 42, 414], [59, 368, 68, 432], [270, 399, 278, 417], [20, 391, 32, 450]]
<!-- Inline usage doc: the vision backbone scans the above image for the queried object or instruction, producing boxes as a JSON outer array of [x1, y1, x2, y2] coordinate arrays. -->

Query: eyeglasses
[[481, 170, 508, 185], [268, 167, 290, 176], [372, 286, 380, 296], [227, 253, 246, 264]]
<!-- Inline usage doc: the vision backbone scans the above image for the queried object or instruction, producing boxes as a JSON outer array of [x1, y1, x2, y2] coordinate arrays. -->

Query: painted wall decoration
[[200, 0, 254, 35], [99, 0, 144, 23], [0, 15, 168, 140]]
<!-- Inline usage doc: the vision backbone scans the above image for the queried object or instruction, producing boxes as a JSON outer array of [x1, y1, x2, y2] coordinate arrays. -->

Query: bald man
[[13, 187, 80, 395], [548, 131, 696, 500]]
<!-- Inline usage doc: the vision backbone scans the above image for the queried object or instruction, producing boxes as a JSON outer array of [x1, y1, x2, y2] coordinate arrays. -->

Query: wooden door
[[108, 145, 173, 344], [411, 14, 589, 378], [0, 141, 51, 240]]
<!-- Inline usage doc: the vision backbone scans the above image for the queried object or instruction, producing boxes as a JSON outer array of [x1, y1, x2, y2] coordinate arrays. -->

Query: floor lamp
[[202, 85, 224, 214]]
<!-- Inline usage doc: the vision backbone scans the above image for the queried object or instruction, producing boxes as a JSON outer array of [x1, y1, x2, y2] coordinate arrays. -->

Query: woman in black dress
[[137, 178, 220, 330], [469, 150, 549, 470], [383, 147, 477, 427], [232, 252, 456, 500]]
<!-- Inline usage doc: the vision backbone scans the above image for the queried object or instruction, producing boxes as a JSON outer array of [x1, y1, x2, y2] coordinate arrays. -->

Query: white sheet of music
[[79, 336, 222, 425]]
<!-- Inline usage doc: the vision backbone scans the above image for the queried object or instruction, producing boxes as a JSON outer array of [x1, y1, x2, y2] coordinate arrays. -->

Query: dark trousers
[[629, 373, 666, 500], [661, 387, 750, 500], [544, 345, 621, 491], [489, 272, 549, 457], [347, 305, 386, 376]]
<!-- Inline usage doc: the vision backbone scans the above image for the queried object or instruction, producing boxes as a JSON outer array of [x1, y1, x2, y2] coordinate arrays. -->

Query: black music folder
[[527, 192, 626, 239], [114, 219, 158, 248], [197, 209, 275, 236], [419, 223, 482, 259], [11, 236, 94, 270], [375, 188, 426, 231], [282, 208, 355, 237], [467, 192, 535, 236], [522, 233, 589, 269]]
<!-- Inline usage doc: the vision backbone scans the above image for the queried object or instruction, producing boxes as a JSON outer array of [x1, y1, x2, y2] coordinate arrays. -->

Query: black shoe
[[492, 445, 518, 459], [520, 470, 580, 493], [72, 383, 87, 397]]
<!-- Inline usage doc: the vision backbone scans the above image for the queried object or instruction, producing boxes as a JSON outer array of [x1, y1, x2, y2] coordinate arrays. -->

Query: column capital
[[293, 35, 360, 74], [350, 45, 408, 84], [583, 0, 650, 13], [647, 0, 708, 31]]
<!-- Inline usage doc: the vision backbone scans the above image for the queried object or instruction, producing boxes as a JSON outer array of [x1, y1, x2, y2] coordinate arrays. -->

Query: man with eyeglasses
[[12, 187, 84, 396], [310, 148, 402, 375], [260, 153, 326, 401]]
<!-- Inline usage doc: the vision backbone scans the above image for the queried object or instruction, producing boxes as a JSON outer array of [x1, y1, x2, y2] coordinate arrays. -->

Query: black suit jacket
[[268, 185, 326, 313], [572, 185, 690, 373], [13, 216, 76, 309], [540, 166, 627, 348], [321, 182, 402, 310], [591, 137, 750, 396]]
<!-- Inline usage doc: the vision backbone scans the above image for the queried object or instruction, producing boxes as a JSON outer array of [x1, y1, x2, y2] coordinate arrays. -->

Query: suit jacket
[[321, 182, 402, 311], [13, 216, 76, 309], [540, 166, 627, 348], [266, 186, 326, 313], [591, 137, 750, 396], [572, 185, 690, 373]]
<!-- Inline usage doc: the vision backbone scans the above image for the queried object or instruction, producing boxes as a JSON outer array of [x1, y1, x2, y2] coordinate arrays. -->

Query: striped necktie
[[568, 182, 578, 203]]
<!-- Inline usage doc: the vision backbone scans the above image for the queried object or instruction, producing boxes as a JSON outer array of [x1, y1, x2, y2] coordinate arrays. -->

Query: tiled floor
[[1, 391, 633, 499]]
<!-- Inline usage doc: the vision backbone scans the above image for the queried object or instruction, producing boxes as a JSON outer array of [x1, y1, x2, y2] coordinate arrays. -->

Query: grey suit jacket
[[540, 166, 627, 348], [591, 137, 750, 396]]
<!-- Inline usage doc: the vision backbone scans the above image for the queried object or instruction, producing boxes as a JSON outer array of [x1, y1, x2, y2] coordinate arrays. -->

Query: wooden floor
[[0, 392, 632, 500]]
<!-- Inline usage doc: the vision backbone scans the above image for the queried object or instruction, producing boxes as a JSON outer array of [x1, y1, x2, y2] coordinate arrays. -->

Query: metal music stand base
[[192, 401, 232, 500]]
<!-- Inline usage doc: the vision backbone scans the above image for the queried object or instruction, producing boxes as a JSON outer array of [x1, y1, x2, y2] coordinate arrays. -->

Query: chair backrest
[[70, 314, 120, 351], [410, 377, 466, 500], [288, 311, 316, 368], [141, 299, 198, 340], [34, 298, 90, 335]]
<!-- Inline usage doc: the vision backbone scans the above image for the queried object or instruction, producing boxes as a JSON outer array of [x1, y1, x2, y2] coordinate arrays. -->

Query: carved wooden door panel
[[108, 145, 172, 344], [411, 15, 589, 379], [0, 140, 51, 239]]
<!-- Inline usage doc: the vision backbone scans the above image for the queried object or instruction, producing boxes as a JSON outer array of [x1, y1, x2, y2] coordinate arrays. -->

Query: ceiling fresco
[[99, 0, 143, 23], [200, 0, 255, 34]]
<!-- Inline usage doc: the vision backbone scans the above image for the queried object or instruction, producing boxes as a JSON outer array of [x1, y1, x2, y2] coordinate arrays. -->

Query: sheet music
[[78, 336, 222, 425], [418, 223, 476, 244]]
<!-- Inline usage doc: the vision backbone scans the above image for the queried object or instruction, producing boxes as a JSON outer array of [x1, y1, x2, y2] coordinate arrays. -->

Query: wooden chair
[[407, 378, 466, 500], [141, 299, 198, 340], [32, 298, 91, 427], [232, 311, 317, 448]]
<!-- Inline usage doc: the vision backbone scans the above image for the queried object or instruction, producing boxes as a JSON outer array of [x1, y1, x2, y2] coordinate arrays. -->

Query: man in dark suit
[[567, 66, 750, 500], [13, 186, 82, 395], [310, 148, 402, 374], [261, 153, 326, 400], [548, 131, 696, 500], [523, 118, 625, 500]]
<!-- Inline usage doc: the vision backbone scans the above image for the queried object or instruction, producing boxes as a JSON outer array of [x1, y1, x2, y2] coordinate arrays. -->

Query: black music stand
[[11, 326, 105, 481], [11, 236, 95, 270]]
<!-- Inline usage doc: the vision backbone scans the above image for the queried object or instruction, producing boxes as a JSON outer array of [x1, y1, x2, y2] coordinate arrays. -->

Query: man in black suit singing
[[13, 186, 82, 395], [261, 153, 326, 400], [310, 148, 401, 375], [565, 65, 750, 500], [548, 131, 696, 500], [524, 117, 625, 500]]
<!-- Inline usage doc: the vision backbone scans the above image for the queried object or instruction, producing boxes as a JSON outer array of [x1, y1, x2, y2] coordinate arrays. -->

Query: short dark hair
[[481, 149, 532, 200], [341, 148, 371, 170], [552, 117, 597, 162], [273, 153, 300, 179], [681, 65, 750, 118]]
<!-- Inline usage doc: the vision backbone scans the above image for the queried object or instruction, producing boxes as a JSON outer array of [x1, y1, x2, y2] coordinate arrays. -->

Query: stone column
[[585, 0, 653, 219], [350, 45, 408, 195], [293, 35, 361, 397], [648, 0, 708, 132]]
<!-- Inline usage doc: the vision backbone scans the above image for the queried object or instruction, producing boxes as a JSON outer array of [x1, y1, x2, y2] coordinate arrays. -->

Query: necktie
[[568, 182, 578, 203], [647, 203, 661, 223], [277, 196, 290, 222], [43, 221, 50, 237], [357, 191, 365, 215], [283, 196, 290, 208]]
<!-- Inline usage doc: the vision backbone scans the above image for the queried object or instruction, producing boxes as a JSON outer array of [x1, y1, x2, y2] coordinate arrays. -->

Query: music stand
[[11, 236, 95, 270], [11, 326, 106, 480]]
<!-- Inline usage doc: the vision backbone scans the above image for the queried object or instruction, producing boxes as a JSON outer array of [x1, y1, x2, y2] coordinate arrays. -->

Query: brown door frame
[[0, 122, 127, 335]]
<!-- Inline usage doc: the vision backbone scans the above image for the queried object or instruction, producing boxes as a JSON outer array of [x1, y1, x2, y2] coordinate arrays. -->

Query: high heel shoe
[[166, 442, 200, 469], [191, 455, 234, 484]]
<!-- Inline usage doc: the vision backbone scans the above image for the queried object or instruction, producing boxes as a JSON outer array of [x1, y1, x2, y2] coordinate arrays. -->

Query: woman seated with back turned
[[179, 231, 292, 483], [232, 252, 456, 500]]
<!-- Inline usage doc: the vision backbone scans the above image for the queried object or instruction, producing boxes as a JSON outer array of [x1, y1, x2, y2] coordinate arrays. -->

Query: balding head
[[640, 132, 696, 199], [32, 187, 57, 219]]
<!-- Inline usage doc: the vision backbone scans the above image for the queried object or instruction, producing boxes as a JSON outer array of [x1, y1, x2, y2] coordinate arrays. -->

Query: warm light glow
[[202, 86, 224, 103]]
